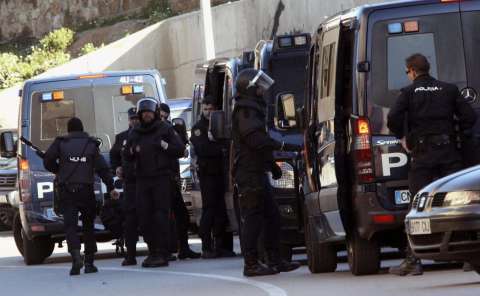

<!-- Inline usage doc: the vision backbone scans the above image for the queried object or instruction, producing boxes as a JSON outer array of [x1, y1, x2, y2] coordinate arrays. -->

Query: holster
[[53, 178, 65, 216]]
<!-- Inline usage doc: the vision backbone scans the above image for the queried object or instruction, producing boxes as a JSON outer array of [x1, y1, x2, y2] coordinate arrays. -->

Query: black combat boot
[[214, 236, 236, 258], [142, 245, 155, 268], [149, 251, 169, 268], [69, 249, 84, 276], [243, 252, 279, 277], [84, 253, 98, 274], [201, 235, 217, 259], [266, 251, 301, 273], [121, 249, 137, 266], [178, 248, 202, 260], [389, 248, 423, 276]]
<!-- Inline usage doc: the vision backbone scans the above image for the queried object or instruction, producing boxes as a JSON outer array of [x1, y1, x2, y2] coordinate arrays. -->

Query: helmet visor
[[249, 70, 275, 91], [137, 98, 158, 114]]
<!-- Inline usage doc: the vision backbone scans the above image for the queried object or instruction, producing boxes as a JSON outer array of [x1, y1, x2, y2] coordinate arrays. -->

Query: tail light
[[19, 158, 32, 202], [354, 117, 374, 183]]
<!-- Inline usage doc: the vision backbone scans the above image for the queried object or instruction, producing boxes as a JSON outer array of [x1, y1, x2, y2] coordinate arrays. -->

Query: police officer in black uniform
[[190, 96, 235, 259], [43, 117, 118, 276], [158, 103, 201, 260], [110, 107, 140, 266], [232, 69, 301, 277], [387, 53, 477, 276], [123, 98, 185, 268]]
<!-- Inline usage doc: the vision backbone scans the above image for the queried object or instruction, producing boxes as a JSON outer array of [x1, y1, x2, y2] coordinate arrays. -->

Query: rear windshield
[[368, 12, 467, 134], [29, 75, 158, 152]]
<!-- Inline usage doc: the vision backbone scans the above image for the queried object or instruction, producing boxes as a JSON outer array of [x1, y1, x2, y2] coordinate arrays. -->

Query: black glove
[[271, 162, 282, 180]]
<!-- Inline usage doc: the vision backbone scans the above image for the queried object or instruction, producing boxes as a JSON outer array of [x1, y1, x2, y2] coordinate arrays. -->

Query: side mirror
[[210, 111, 228, 140], [172, 117, 188, 144], [276, 93, 297, 129], [0, 131, 16, 158]]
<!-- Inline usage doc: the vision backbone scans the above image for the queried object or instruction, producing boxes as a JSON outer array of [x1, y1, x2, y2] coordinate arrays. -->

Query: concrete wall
[[0, 0, 392, 129]]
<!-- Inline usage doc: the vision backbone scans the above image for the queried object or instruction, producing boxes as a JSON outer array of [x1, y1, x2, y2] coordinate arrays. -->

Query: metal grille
[[410, 233, 444, 246], [0, 174, 16, 188], [432, 192, 446, 207]]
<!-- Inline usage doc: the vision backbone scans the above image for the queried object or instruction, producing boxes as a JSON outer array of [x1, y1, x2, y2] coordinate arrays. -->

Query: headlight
[[268, 161, 295, 189], [443, 191, 480, 207]]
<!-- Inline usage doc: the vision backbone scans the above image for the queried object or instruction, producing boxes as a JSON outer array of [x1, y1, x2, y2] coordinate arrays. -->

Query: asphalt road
[[1, 231, 479, 296]]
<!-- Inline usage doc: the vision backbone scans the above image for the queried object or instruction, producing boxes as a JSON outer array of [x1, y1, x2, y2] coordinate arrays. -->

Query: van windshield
[[30, 77, 158, 153], [368, 12, 467, 134]]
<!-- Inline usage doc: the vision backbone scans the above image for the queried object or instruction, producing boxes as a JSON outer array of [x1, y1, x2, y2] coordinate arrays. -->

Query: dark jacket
[[124, 120, 185, 178], [232, 95, 282, 178], [387, 75, 476, 146], [190, 116, 225, 176], [43, 131, 114, 192], [110, 129, 130, 171]]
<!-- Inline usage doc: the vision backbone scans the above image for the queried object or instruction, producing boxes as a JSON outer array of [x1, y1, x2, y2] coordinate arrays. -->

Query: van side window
[[320, 43, 335, 99]]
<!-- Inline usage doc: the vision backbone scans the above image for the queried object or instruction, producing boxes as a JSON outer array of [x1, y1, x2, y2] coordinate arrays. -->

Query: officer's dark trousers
[[237, 174, 280, 256], [198, 173, 227, 248], [171, 179, 190, 252], [136, 176, 171, 257], [123, 182, 138, 253], [409, 142, 463, 196], [62, 185, 97, 254]]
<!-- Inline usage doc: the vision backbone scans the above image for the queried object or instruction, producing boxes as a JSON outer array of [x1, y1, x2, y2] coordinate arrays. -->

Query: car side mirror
[[276, 93, 297, 129], [0, 131, 17, 158], [210, 111, 228, 140]]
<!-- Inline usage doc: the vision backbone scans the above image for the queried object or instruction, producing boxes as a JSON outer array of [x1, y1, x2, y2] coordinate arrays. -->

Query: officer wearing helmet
[[158, 102, 202, 260], [123, 98, 186, 268], [232, 69, 301, 277], [110, 107, 140, 266], [43, 117, 118, 276]]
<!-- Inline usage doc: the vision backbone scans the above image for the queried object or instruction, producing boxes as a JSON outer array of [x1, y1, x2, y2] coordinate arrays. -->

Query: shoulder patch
[[194, 129, 201, 137]]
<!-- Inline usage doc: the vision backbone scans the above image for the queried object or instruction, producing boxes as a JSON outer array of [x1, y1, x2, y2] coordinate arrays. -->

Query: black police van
[[1, 70, 167, 264], [301, 0, 480, 275], [253, 33, 311, 257]]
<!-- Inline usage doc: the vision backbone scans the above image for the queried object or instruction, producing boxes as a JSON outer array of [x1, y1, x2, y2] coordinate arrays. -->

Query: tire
[[347, 231, 380, 275], [305, 216, 337, 273], [13, 213, 54, 265], [0, 205, 13, 230]]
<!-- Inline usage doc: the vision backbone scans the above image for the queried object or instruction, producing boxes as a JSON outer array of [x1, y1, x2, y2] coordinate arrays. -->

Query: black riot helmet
[[235, 69, 275, 97], [136, 97, 158, 115]]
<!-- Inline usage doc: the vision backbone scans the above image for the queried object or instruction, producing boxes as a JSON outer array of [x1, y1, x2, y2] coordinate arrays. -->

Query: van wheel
[[305, 217, 337, 273], [13, 212, 54, 265], [21, 229, 55, 265], [347, 231, 380, 275], [12, 212, 24, 255]]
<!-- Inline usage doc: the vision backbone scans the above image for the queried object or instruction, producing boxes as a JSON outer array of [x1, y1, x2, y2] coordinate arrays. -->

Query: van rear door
[[368, 2, 466, 183], [460, 2, 480, 136]]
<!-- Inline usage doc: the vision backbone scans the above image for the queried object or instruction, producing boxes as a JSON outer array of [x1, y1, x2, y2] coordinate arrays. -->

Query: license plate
[[395, 190, 411, 205], [409, 219, 431, 235]]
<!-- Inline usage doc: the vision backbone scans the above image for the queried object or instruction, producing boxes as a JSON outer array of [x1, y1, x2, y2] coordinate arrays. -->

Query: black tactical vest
[[57, 132, 98, 185]]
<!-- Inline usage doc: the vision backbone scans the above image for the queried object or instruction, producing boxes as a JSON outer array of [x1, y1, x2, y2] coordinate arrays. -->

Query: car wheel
[[305, 216, 337, 273], [347, 231, 380, 275]]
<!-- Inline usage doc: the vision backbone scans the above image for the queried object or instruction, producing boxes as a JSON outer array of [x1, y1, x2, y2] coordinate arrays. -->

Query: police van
[[1, 70, 167, 264], [301, 0, 480, 275]]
